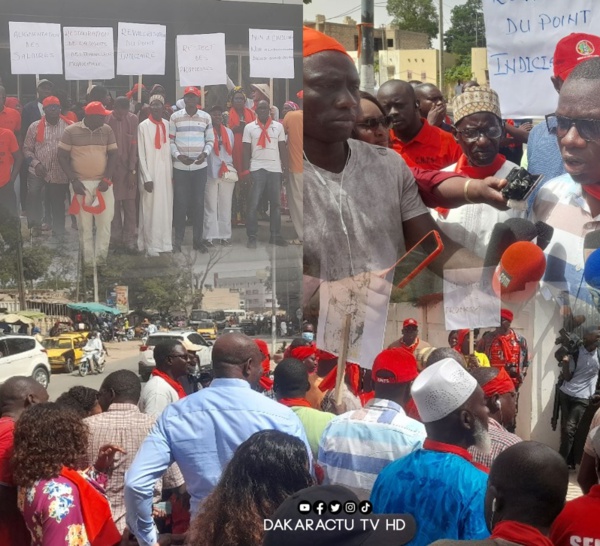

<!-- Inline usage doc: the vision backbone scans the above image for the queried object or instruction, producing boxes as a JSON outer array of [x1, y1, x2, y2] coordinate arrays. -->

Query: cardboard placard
[[64, 27, 114, 81], [9, 22, 63, 75], [117, 22, 166, 75]]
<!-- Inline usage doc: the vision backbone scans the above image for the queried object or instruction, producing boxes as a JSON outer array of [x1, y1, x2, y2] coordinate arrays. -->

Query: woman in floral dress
[[12, 403, 124, 546]]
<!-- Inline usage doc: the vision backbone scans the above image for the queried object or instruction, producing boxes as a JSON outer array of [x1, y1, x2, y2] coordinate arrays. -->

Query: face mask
[[302, 332, 314, 342]]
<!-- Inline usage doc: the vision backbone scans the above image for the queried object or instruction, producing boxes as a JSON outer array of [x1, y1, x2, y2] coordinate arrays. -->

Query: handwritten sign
[[482, 0, 600, 118], [443, 268, 500, 330], [177, 34, 227, 87], [63, 27, 114, 81], [9, 22, 62, 75], [117, 22, 166, 75], [249, 29, 294, 79]]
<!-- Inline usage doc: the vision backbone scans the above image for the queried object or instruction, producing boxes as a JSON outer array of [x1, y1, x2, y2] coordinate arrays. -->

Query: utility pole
[[438, 0, 444, 89], [360, 0, 375, 94]]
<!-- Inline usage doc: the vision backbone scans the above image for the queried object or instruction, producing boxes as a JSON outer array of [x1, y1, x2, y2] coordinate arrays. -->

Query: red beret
[[303, 26, 349, 58]]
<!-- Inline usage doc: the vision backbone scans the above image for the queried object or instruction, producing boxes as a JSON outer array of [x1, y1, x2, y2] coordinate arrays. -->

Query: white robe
[[137, 118, 173, 255]]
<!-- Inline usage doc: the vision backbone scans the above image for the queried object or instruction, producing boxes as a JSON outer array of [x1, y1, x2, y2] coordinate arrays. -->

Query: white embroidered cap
[[411, 358, 478, 423]]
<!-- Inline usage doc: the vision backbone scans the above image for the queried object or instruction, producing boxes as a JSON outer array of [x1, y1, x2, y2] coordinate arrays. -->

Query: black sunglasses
[[546, 113, 600, 142], [356, 115, 393, 131]]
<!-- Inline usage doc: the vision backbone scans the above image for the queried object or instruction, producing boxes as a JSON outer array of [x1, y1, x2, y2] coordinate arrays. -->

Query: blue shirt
[[124, 378, 311, 546], [370, 444, 489, 546]]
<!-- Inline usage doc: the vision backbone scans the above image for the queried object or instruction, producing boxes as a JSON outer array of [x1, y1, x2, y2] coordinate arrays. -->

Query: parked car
[[196, 320, 218, 341], [239, 321, 257, 336], [43, 332, 87, 373], [0, 334, 51, 388], [138, 331, 212, 382], [221, 326, 245, 336]]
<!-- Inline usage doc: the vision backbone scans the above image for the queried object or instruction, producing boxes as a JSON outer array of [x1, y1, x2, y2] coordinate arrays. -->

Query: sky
[[303, 0, 468, 49]]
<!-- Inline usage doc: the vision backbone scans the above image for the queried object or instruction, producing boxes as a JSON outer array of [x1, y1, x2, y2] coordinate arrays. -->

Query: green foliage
[[444, 0, 486, 56], [445, 56, 473, 84], [0, 244, 53, 287], [387, 0, 439, 45]]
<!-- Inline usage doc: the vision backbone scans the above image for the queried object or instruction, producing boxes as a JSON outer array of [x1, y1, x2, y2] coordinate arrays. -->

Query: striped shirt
[[317, 398, 425, 500], [58, 121, 117, 180], [468, 418, 522, 469], [169, 107, 214, 171], [24, 118, 70, 184]]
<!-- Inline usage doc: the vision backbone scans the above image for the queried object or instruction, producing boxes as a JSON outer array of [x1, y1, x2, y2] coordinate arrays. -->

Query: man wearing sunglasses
[[433, 87, 522, 258]]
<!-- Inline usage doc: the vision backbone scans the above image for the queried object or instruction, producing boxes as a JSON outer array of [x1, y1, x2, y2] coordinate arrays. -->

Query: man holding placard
[[57, 101, 118, 264], [242, 99, 288, 249], [169, 86, 214, 253]]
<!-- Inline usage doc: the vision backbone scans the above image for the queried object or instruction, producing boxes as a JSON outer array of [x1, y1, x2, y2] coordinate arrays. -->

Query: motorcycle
[[79, 348, 106, 377]]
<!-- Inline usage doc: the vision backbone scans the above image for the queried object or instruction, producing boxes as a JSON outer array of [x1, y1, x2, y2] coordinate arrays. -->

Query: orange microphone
[[492, 241, 546, 301]]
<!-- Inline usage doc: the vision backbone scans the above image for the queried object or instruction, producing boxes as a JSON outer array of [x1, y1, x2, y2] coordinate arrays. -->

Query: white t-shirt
[[139, 375, 179, 417], [242, 119, 285, 173]]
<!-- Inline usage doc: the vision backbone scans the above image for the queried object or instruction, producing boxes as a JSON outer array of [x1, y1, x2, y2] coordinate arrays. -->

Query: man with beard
[[469, 367, 522, 468], [377, 79, 461, 170], [371, 358, 490, 545]]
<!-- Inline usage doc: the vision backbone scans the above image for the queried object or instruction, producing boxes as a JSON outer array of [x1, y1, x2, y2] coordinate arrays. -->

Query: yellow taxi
[[196, 320, 218, 341], [43, 332, 88, 373]]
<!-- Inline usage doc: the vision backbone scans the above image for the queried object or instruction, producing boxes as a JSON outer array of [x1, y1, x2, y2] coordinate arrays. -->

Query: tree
[[0, 244, 53, 288], [445, 56, 473, 85], [444, 0, 486, 56], [387, 0, 439, 45]]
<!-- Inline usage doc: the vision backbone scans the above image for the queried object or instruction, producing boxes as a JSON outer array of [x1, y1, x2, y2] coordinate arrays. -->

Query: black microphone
[[534, 221, 554, 251], [584, 230, 600, 261], [504, 217, 538, 242], [483, 222, 515, 269]]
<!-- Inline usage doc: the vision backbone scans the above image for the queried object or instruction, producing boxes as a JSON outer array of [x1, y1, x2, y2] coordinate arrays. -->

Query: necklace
[[304, 145, 355, 276]]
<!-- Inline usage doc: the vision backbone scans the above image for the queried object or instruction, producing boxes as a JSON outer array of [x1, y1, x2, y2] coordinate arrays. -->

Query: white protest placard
[[9, 22, 63, 75], [63, 27, 114, 81], [443, 268, 500, 330], [177, 34, 227, 87], [249, 29, 294, 79], [482, 0, 600, 118], [312, 270, 393, 369], [117, 22, 166, 75]]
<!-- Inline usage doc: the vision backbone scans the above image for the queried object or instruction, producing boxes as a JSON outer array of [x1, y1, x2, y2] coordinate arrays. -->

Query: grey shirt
[[304, 138, 428, 282], [560, 347, 600, 399]]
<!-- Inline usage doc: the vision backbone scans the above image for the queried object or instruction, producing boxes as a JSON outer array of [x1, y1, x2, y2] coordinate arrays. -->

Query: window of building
[[374, 37, 383, 51], [387, 38, 394, 48]]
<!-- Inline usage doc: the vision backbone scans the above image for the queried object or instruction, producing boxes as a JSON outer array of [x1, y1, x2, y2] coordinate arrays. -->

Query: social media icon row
[[297, 500, 372, 515]]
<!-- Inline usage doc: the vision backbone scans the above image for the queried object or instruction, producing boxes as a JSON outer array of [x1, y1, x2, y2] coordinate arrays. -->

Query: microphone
[[483, 218, 538, 269], [504, 217, 538, 242], [534, 221, 554, 251], [492, 241, 547, 301], [584, 248, 600, 289]]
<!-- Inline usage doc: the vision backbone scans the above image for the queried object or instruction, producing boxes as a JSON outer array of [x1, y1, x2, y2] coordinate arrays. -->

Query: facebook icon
[[313, 501, 326, 515]]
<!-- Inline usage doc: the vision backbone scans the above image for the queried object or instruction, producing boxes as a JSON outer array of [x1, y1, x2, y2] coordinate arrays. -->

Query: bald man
[[124, 333, 311, 546], [414, 83, 452, 132], [377, 79, 461, 170], [432, 441, 568, 545], [0, 376, 48, 545]]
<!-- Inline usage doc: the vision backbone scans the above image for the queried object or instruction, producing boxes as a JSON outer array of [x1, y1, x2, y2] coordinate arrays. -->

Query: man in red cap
[[317, 347, 425, 500], [57, 101, 118, 263], [389, 319, 431, 354], [169, 86, 214, 253], [0, 86, 21, 134], [469, 367, 522, 468], [478, 309, 530, 389], [23, 96, 71, 238], [527, 33, 600, 184]]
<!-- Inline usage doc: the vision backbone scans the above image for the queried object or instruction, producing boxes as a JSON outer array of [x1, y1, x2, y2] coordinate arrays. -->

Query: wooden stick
[[334, 313, 352, 406], [137, 75, 143, 103], [201, 86, 205, 109], [469, 330, 474, 355]]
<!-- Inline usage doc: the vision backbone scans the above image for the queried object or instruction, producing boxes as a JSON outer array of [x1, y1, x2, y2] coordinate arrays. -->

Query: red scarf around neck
[[455, 153, 507, 180], [213, 124, 232, 157], [279, 397, 312, 408], [259, 375, 274, 391], [491, 521, 553, 546], [582, 184, 600, 201], [423, 438, 489, 473], [36, 116, 72, 143], [60, 467, 121, 546], [151, 369, 186, 399], [148, 115, 167, 149], [228, 106, 255, 128], [257, 117, 272, 148]]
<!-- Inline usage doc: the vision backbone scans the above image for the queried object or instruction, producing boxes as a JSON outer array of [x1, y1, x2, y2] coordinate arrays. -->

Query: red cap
[[372, 347, 418, 384], [403, 318, 418, 328], [84, 101, 110, 116], [500, 308, 514, 322], [303, 26, 350, 58], [183, 86, 201, 97], [553, 33, 600, 80], [42, 96, 61, 108]]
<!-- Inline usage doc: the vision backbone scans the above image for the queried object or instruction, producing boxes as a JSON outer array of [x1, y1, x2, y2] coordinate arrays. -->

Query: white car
[[138, 331, 212, 381], [0, 334, 51, 388]]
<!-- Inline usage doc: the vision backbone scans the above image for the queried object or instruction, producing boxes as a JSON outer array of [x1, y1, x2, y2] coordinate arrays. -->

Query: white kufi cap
[[411, 358, 478, 423]]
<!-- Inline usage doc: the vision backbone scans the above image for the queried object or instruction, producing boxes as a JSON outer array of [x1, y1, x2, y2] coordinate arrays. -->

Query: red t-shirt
[[0, 106, 22, 133], [0, 128, 19, 187], [390, 118, 461, 171], [0, 416, 15, 486], [550, 485, 600, 546]]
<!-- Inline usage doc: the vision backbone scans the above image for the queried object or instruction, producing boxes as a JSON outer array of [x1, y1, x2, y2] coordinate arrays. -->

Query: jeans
[[558, 390, 589, 462], [246, 169, 281, 239], [173, 168, 207, 247], [27, 175, 68, 235]]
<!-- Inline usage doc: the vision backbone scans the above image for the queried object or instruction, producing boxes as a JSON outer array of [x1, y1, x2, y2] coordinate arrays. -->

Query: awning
[[0, 313, 35, 325], [19, 310, 46, 319], [67, 302, 121, 315]]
